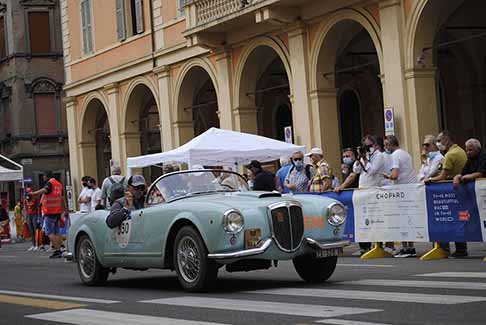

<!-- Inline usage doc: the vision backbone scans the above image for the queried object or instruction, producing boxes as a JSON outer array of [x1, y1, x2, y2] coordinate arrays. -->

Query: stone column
[[172, 121, 194, 147], [103, 83, 124, 171], [213, 48, 235, 130], [287, 25, 314, 148], [78, 142, 97, 181], [379, 0, 417, 158], [233, 106, 258, 134], [64, 96, 80, 202], [405, 68, 440, 141], [309, 88, 341, 178], [154, 65, 175, 151]]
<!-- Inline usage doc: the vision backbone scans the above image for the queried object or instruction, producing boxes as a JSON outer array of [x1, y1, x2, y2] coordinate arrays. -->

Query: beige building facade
[[61, 0, 486, 199]]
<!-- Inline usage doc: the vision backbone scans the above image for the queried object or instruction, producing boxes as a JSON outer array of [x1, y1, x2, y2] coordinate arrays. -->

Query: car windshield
[[148, 170, 249, 204]]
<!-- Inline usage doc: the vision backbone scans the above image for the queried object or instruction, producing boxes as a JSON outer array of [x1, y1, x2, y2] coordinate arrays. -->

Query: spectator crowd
[[247, 130, 486, 259]]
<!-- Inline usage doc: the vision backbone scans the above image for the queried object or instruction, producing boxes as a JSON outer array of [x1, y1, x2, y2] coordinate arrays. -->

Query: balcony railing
[[191, 0, 265, 27]]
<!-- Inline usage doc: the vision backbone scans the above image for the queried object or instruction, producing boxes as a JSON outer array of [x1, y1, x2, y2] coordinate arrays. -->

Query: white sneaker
[[33, 246, 39, 251], [384, 247, 396, 255], [27, 246, 36, 251]]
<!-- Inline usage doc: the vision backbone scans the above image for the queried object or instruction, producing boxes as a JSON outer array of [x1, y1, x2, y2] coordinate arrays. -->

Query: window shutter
[[81, 0, 87, 53], [81, 0, 93, 54], [134, 0, 144, 34], [85, 0, 93, 53], [116, 0, 126, 40]]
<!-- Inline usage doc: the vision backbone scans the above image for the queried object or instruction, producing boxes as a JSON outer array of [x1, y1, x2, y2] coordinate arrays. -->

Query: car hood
[[171, 191, 331, 216]]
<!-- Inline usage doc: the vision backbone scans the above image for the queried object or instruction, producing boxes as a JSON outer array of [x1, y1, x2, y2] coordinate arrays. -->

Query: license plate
[[315, 247, 342, 258]]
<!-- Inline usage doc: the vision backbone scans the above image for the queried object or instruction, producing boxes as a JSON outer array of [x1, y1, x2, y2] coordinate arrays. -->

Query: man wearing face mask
[[78, 176, 93, 213], [417, 135, 444, 182], [335, 148, 359, 193], [425, 131, 467, 183], [353, 135, 386, 189], [285, 151, 315, 194]]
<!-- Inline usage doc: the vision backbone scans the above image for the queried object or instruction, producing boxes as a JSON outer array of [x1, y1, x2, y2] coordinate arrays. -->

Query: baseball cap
[[128, 175, 146, 187], [305, 147, 323, 156], [246, 160, 262, 170]]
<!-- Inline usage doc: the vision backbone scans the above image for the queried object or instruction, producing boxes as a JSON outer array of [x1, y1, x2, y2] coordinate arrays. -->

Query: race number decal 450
[[114, 219, 131, 248]]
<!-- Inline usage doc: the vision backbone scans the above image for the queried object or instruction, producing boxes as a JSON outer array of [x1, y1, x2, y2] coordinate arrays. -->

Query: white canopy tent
[[0, 154, 23, 182], [127, 127, 306, 173]]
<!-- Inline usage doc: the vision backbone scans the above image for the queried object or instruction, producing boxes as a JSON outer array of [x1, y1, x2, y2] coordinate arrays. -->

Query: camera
[[357, 146, 367, 156]]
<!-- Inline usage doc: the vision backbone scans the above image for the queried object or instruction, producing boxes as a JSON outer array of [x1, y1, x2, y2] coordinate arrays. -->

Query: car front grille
[[269, 202, 304, 252]]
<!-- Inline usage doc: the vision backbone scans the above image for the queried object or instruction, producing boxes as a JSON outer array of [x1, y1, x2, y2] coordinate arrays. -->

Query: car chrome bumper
[[304, 238, 350, 250], [208, 238, 273, 260]]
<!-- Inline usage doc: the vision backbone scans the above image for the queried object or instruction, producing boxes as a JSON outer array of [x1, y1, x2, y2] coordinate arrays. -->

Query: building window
[[0, 16, 6, 59], [177, 0, 188, 17], [28, 11, 51, 54], [116, 0, 144, 41], [80, 0, 93, 54], [34, 93, 57, 135], [2, 97, 11, 137], [31, 79, 59, 136]]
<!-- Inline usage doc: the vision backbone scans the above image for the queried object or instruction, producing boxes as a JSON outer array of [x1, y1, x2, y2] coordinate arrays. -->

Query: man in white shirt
[[88, 177, 102, 212], [352, 135, 385, 255], [383, 135, 418, 258], [383, 135, 417, 185], [353, 135, 386, 188], [78, 176, 93, 213], [417, 135, 444, 182]]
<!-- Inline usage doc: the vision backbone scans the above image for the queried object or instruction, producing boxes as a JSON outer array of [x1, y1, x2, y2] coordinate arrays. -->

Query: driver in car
[[106, 175, 147, 229]]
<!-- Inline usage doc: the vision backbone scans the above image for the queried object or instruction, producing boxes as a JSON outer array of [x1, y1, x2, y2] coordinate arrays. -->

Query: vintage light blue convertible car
[[68, 169, 348, 292]]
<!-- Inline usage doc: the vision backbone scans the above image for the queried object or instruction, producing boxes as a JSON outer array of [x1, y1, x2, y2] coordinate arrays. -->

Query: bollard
[[361, 242, 393, 259], [420, 242, 449, 261]]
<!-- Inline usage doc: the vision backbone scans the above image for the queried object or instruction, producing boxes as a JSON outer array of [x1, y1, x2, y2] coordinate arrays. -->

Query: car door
[[104, 207, 145, 266]]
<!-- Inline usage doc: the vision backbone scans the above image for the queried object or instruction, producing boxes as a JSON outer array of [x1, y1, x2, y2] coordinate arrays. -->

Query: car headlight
[[327, 203, 346, 226], [222, 209, 245, 234]]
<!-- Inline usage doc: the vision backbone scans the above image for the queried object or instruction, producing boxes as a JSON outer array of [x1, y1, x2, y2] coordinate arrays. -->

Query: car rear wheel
[[76, 235, 109, 286], [173, 226, 218, 292], [293, 255, 338, 283]]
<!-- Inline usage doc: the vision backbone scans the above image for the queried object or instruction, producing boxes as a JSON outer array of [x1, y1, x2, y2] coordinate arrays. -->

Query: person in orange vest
[[31, 173, 66, 258]]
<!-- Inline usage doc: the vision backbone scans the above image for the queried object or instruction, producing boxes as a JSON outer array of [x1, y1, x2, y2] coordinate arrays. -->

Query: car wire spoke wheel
[[173, 226, 218, 292], [177, 236, 201, 283], [79, 239, 96, 279], [76, 235, 109, 286]]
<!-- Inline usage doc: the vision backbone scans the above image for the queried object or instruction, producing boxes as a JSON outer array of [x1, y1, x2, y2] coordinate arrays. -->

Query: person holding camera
[[353, 135, 386, 188]]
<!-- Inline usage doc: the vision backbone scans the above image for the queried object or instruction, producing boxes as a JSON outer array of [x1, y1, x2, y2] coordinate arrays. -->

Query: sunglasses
[[422, 143, 431, 147], [293, 158, 303, 161]]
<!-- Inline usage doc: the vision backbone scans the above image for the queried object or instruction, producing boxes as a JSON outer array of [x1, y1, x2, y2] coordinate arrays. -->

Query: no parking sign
[[384, 107, 395, 136]]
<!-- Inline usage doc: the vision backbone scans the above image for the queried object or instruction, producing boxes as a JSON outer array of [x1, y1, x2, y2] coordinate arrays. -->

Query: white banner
[[475, 180, 486, 242], [353, 183, 429, 242]]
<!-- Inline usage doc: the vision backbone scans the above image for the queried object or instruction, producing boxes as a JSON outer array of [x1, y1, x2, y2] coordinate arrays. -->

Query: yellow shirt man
[[442, 144, 467, 179]]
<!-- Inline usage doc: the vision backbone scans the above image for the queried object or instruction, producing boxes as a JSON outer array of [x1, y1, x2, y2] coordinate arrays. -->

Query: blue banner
[[425, 181, 482, 242]]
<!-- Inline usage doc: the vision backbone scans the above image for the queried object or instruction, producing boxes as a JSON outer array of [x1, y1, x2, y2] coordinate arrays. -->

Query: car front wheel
[[76, 235, 109, 286], [173, 226, 218, 292], [293, 255, 338, 283]]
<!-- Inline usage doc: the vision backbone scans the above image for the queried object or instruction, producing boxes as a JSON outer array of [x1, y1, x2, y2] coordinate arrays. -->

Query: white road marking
[[337, 264, 395, 268], [141, 297, 382, 318], [415, 272, 486, 278], [316, 319, 390, 325], [339, 279, 486, 290], [244, 287, 486, 304], [27, 309, 227, 325], [0, 290, 120, 304]]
